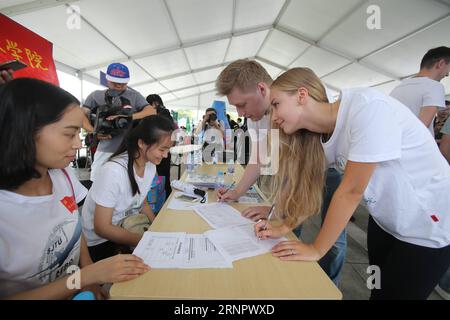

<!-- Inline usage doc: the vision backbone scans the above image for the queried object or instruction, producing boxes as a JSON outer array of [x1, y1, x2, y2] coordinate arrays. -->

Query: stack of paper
[[133, 201, 287, 269], [194, 202, 287, 262], [133, 232, 232, 269], [185, 172, 225, 189], [238, 186, 266, 204], [205, 224, 287, 262], [193, 202, 254, 229]]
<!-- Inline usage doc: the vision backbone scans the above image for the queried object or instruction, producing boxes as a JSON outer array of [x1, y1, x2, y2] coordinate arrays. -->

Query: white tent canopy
[[2, 0, 450, 112]]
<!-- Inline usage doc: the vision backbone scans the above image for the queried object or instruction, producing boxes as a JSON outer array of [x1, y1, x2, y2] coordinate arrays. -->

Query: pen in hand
[[263, 203, 276, 231], [219, 181, 235, 200]]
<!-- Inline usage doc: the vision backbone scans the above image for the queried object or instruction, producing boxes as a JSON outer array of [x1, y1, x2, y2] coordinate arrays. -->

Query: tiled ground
[[299, 203, 443, 300]]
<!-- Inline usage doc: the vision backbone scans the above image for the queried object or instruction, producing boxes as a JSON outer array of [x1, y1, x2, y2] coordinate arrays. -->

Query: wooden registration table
[[110, 164, 342, 299]]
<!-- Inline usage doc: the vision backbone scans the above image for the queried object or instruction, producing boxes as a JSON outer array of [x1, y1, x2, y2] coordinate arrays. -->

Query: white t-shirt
[[323, 88, 450, 248], [81, 153, 156, 246], [390, 77, 446, 134], [246, 114, 272, 173], [0, 167, 87, 298], [200, 120, 225, 146], [247, 114, 270, 143]]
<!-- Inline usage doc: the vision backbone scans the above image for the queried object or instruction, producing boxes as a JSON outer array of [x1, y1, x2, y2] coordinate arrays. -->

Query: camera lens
[[116, 118, 129, 129]]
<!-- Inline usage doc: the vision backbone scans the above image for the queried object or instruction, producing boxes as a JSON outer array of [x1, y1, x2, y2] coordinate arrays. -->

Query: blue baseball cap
[[106, 63, 130, 84]]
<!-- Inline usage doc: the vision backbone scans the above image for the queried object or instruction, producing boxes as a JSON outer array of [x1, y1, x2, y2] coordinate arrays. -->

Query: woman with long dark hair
[[81, 115, 174, 262], [0, 78, 149, 299]]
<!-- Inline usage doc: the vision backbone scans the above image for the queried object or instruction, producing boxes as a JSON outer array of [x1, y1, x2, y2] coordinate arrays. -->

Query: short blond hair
[[216, 59, 273, 95]]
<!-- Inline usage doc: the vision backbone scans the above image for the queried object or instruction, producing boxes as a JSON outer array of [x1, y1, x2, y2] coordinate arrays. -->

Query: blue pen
[[223, 181, 235, 194], [219, 181, 235, 200]]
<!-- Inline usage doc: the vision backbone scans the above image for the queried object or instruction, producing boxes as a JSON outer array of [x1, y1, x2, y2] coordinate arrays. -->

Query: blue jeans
[[293, 168, 347, 286]]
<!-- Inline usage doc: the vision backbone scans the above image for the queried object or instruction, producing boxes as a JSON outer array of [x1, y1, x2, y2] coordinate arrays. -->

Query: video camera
[[89, 90, 133, 136], [207, 113, 217, 123]]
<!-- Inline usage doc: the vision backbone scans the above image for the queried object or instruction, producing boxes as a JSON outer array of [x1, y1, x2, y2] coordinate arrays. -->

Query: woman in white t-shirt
[[0, 78, 150, 299], [82, 115, 174, 262], [255, 68, 450, 300]]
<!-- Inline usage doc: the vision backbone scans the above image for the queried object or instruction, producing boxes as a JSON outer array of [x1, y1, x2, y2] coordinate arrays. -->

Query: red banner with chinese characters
[[0, 13, 59, 85]]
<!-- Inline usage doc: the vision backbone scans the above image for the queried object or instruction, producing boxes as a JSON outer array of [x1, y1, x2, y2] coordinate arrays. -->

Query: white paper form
[[205, 223, 288, 262], [193, 202, 253, 229], [167, 191, 209, 210], [179, 234, 232, 268], [133, 232, 186, 268], [238, 186, 265, 204]]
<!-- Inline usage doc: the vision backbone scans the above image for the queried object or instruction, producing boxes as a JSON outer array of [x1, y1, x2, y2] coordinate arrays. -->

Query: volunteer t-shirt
[[247, 114, 270, 143], [0, 167, 87, 298], [390, 77, 446, 134], [322, 87, 450, 248], [246, 114, 273, 173], [201, 120, 225, 146], [81, 153, 156, 246]]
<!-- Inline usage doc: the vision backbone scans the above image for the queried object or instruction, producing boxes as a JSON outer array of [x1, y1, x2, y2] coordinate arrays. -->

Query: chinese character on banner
[[5, 39, 23, 61], [0, 13, 59, 85]]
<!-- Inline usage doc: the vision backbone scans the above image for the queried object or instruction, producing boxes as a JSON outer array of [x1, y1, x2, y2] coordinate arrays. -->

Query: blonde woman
[[256, 68, 450, 300]]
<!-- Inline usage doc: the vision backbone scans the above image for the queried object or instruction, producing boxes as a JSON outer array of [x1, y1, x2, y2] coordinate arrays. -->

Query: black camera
[[207, 113, 217, 123], [89, 90, 133, 136]]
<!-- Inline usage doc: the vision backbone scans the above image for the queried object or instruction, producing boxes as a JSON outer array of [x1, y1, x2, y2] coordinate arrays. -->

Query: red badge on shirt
[[61, 196, 77, 213], [430, 215, 439, 222]]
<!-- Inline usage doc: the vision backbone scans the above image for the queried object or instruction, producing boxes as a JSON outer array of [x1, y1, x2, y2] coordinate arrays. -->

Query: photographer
[[195, 108, 225, 162], [82, 63, 156, 181]]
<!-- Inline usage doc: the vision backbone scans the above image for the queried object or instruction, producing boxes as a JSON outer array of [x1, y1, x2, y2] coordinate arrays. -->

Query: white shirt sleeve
[[423, 82, 446, 109], [347, 100, 401, 163], [90, 163, 123, 208]]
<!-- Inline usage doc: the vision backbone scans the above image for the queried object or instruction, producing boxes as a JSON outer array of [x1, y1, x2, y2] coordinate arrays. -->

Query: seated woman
[[81, 115, 174, 262], [0, 78, 150, 299], [255, 67, 450, 300]]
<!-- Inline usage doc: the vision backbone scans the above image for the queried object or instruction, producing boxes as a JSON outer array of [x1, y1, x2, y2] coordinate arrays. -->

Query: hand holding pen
[[254, 204, 276, 239], [216, 181, 237, 202]]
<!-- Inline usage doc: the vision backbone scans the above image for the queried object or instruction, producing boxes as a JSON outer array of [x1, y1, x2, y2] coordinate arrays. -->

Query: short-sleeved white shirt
[[246, 114, 274, 174], [323, 88, 450, 248], [390, 77, 446, 134], [247, 114, 270, 143], [0, 167, 87, 297], [81, 153, 156, 246]]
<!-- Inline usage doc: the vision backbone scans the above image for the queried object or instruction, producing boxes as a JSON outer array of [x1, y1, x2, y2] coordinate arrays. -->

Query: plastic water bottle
[[187, 152, 194, 172], [227, 159, 235, 174], [217, 171, 225, 189]]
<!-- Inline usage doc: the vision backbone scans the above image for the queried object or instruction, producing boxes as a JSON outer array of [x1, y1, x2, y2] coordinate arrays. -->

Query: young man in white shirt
[[215, 59, 347, 285], [390, 46, 450, 135]]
